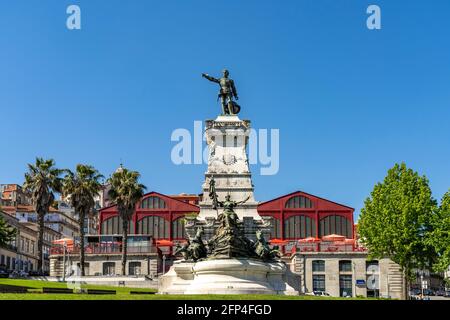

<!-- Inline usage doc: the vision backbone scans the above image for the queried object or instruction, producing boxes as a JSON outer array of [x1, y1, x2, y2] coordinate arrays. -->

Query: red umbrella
[[322, 234, 346, 242], [299, 237, 320, 243], [156, 240, 174, 246], [269, 239, 289, 245]]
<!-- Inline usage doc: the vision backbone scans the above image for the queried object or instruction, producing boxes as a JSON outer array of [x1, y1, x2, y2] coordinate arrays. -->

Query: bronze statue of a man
[[202, 69, 240, 115]]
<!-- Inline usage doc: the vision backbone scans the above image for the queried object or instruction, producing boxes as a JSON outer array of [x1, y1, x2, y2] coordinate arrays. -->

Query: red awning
[[52, 238, 74, 246], [156, 240, 174, 246], [269, 239, 289, 245]]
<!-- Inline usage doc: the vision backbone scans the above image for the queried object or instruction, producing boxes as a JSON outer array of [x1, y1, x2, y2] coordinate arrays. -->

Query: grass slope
[[0, 278, 156, 293]]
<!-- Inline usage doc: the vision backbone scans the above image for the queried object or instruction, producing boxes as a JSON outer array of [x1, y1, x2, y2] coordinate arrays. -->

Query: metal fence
[[50, 243, 157, 255]]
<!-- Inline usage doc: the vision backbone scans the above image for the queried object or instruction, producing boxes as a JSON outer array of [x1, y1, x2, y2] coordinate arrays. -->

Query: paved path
[[429, 296, 449, 300]]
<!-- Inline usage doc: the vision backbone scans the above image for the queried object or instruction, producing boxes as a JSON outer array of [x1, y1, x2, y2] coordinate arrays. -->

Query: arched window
[[101, 216, 134, 235], [140, 196, 167, 209], [172, 218, 185, 239], [137, 216, 169, 239], [319, 215, 352, 238], [284, 215, 316, 239], [285, 196, 313, 209]]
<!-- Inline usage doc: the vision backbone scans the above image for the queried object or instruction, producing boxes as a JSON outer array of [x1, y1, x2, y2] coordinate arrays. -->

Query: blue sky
[[1, 0, 449, 219]]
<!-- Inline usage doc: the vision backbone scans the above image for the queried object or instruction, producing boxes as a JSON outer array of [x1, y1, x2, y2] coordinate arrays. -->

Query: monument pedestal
[[199, 115, 258, 220], [186, 114, 273, 242], [158, 259, 299, 295], [158, 261, 195, 295]]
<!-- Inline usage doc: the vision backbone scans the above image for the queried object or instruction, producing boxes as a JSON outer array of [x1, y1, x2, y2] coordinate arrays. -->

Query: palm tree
[[63, 164, 103, 276], [23, 157, 64, 273], [107, 165, 146, 275]]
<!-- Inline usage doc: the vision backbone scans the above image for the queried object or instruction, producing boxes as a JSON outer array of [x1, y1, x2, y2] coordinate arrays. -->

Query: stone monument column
[[198, 114, 260, 221]]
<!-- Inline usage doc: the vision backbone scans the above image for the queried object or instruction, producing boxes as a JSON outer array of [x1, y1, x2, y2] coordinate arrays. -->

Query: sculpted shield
[[228, 101, 241, 115]]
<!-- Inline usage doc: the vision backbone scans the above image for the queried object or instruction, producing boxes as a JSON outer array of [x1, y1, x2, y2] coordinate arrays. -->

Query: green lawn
[[0, 279, 374, 300], [0, 278, 156, 294], [0, 293, 369, 300]]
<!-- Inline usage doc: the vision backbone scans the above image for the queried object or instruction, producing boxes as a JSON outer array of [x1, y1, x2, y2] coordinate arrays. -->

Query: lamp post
[[162, 255, 166, 275], [352, 261, 356, 297], [302, 255, 307, 294], [420, 270, 425, 300], [62, 241, 67, 281], [386, 272, 390, 299]]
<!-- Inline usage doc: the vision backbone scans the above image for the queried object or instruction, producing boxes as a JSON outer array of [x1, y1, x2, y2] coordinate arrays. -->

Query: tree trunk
[[405, 277, 409, 300], [403, 268, 410, 300], [37, 210, 45, 273], [121, 219, 129, 276], [79, 211, 86, 276]]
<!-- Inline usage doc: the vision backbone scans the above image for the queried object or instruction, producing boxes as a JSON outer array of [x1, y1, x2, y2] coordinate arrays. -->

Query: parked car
[[0, 269, 10, 278], [312, 291, 331, 297], [435, 289, 446, 296], [410, 289, 421, 296], [444, 291, 450, 298], [9, 270, 29, 278], [423, 289, 434, 296], [409, 289, 421, 300], [305, 291, 340, 297]]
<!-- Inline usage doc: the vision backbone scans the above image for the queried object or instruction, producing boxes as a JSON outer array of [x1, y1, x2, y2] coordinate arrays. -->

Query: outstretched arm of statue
[[174, 245, 182, 255], [236, 195, 250, 205], [202, 73, 219, 83]]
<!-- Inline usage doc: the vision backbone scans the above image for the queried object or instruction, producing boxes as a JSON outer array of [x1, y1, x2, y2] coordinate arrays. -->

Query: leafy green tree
[[63, 164, 103, 276], [23, 157, 64, 273], [107, 166, 146, 275], [426, 189, 450, 272], [0, 215, 17, 248], [358, 163, 437, 299]]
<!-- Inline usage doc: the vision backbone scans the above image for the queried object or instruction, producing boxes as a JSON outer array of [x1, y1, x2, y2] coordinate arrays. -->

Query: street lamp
[[352, 261, 356, 297], [386, 272, 390, 299], [62, 240, 67, 281], [162, 255, 167, 275], [419, 269, 427, 299]]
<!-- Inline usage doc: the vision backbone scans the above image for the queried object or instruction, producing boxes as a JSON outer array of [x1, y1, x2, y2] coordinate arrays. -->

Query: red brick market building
[[98, 192, 200, 241], [98, 190, 354, 245]]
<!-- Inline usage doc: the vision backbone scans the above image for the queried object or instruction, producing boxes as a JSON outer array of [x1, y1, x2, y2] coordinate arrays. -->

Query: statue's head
[[222, 69, 229, 78], [225, 194, 231, 201]]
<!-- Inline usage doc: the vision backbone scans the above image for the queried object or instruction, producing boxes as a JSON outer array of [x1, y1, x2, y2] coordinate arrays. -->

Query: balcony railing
[[0, 243, 18, 252], [50, 243, 157, 255], [295, 242, 366, 253]]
